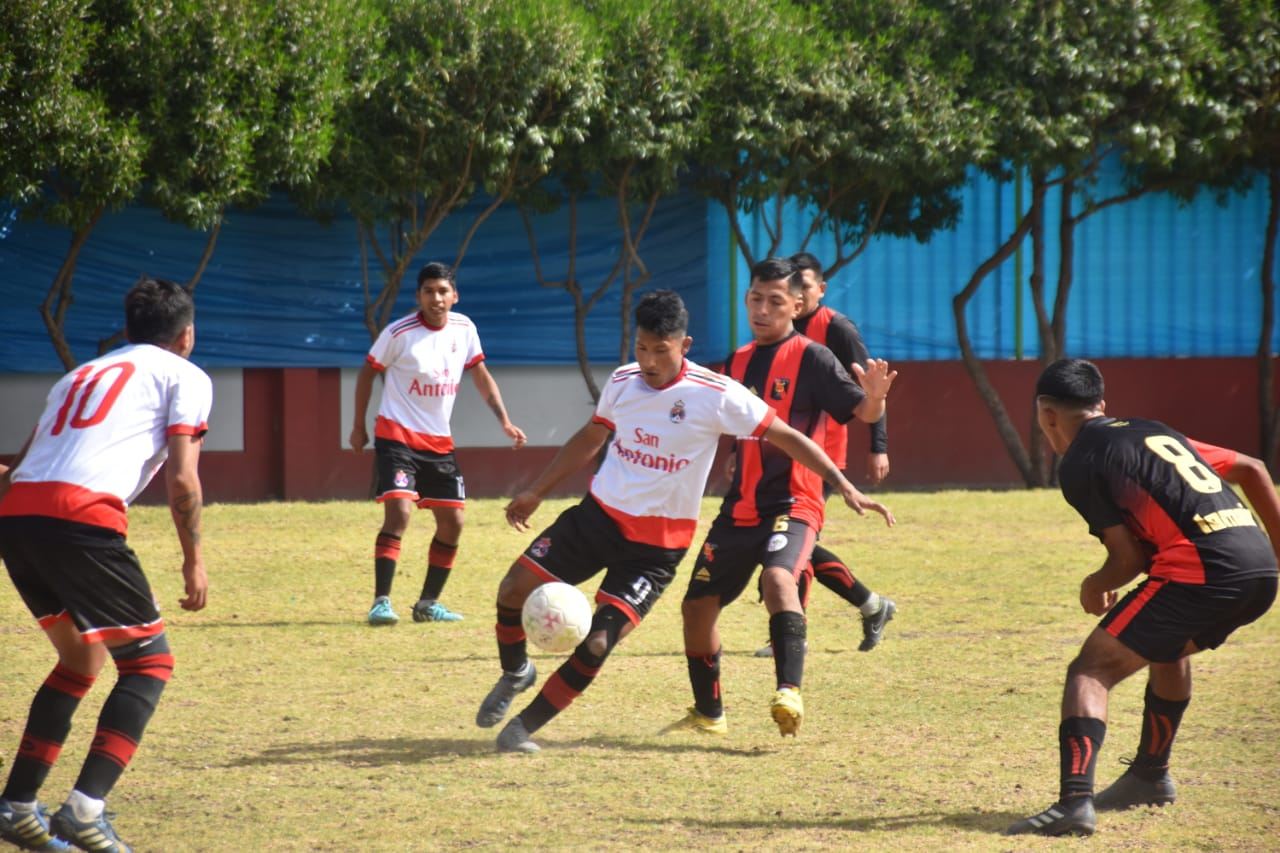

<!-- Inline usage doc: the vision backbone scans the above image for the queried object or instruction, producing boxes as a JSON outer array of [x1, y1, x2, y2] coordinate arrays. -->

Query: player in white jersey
[[0, 277, 211, 853], [474, 289, 889, 753], [350, 262, 526, 627]]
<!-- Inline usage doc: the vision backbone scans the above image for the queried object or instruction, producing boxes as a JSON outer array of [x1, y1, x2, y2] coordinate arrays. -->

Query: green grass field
[[2, 491, 1277, 851]]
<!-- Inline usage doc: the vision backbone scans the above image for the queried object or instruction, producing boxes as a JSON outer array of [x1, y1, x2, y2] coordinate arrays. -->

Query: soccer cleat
[[859, 598, 896, 652], [0, 799, 70, 851], [1004, 797, 1096, 837], [753, 641, 774, 658], [496, 717, 540, 753], [476, 662, 537, 728], [660, 707, 727, 735], [367, 596, 399, 626], [50, 804, 133, 853], [770, 687, 804, 737], [411, 599, 463, 623], [1093, 764, 1177, 811]]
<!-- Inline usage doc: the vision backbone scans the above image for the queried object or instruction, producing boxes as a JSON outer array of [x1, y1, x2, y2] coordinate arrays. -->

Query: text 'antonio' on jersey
[[366, 310, 484, 453], [588, 359, 775, 550], [0, 343, 213, 535], [1059, 417, 1277, 585]]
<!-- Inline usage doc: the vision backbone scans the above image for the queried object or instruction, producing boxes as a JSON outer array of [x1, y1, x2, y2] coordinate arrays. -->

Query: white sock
[[4, 799, 36, 814], [859, 592, 882, 617], [65, 790, 104, 822]]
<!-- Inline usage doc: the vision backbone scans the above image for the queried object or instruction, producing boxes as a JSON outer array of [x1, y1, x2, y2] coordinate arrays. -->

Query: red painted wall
[[4, 357, 1273, 503]]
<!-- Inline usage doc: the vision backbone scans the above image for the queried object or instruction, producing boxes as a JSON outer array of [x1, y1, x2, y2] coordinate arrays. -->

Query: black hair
[[125, 277, 194, 345], [635, 289, 688, 338], [789, 252, 823, 278], [417, 262, 456, 289], [1035, 358, 1105, 407], [750, 257, 800, 293]]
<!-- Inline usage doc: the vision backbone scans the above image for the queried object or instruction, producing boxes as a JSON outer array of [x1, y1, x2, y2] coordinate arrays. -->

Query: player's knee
[[110, 633, 175, 685], [583, 630, 611, 661]]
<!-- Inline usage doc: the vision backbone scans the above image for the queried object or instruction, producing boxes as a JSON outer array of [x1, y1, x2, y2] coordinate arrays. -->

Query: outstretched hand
[[836, 480, 895, 527], [504, 490, 541, 531], [850, 359, 897, 401]]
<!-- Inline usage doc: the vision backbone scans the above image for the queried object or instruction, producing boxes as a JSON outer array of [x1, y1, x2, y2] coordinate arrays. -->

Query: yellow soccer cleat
[[770, 687, 803, 737], [660, 706, 727, 735]]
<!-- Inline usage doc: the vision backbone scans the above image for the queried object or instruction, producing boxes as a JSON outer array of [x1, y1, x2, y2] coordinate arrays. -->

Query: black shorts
[[516, 495, 685, 625], [0, 516, 164, 644], [374, 438, 465, 508], [684, 513, 817, 607], [1101, 575, 1277, 662]]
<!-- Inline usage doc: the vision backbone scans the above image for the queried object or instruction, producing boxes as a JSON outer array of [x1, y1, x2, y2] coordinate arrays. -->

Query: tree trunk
[[1259, 168, 1280, 476], [41, 208, 104, 370], [952, 193, 1042, 487]]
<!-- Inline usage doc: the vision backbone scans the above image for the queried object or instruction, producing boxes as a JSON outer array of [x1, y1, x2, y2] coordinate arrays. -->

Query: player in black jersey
[[1007, 358, 1280, 837], [666, 257, 897, 739]]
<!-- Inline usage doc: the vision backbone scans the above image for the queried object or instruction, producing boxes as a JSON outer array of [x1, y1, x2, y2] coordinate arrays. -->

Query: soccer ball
[[522, 582, 592, 653]]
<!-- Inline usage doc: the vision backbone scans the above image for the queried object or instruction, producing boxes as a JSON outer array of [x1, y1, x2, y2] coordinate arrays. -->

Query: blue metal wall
[[1, 161, 1274, 373]]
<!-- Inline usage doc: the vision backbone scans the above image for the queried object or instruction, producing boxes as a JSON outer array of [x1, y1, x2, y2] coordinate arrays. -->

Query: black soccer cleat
[[858, 598, 896, 652], [1004, 797, 1096, 837], [1094, 765, 1177, 811]]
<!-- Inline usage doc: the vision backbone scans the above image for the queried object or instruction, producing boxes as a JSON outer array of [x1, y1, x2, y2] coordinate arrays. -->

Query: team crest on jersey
[[394, 469, 410, 488], [669, 399, 687, 423], [531, 537, 551, 558], [770, 377, 791, 400]]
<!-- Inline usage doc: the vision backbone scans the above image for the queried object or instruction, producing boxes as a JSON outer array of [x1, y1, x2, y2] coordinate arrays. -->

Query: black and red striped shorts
[[685, 513, 817, 608], [1100, 574, 1277, 662]]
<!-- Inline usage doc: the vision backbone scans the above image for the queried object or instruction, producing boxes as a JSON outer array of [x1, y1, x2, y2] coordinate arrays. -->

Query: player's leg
[[412, 505, 464, 622], [0, 529, 97, 852], [368, 439, 418, 625], [754, 561, 813, 658], [809, 543, 896, 652], [759, 518, 816, 737], [475, 559, 543, 728]]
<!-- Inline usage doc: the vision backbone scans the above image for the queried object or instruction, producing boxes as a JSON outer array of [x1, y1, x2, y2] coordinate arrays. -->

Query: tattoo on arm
[[173, 489, 203, 546], [485, 393, 506, 422]]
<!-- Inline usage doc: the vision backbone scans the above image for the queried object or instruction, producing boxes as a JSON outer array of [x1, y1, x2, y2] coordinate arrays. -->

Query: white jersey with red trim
[[0, 343, 213, 534], [367, 311, 484, 453], [588, 359, 775, 549]]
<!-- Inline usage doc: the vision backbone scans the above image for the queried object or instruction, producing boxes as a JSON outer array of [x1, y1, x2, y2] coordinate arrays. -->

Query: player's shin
[[74, 634, 174, 801], [419, 536, 458, 601], [2, 664, 96, 802], [374, 532, 401, 598], [495, 605, 528, 673], [519, 607, 626, 733], [686, 650, 723, 719], [1134, 683, 1189, 773], [770, 611, 807, 689], [1059, 716, 1106, 800]]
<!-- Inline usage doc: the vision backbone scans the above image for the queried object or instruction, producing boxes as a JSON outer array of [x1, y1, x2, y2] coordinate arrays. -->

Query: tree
[[949, 0, 1229, 486], [310, 0, 599, 341], [519, 0, 696, 400], [0, 0, 144, 369]]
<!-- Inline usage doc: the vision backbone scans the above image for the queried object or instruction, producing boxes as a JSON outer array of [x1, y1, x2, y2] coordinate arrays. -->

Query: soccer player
[[1006, 358, 1280, 837], [474, 289, 889, 753], [752, 252, 896, 658], [669, 257, 897, 739], [350, 262, 526, 626], [0, 277, 212, 853]]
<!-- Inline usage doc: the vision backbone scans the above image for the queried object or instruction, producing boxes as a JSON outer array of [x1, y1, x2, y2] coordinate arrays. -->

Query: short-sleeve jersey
[[588, 359, 774, 549], [0, 343, 213, 536], [719, 331, 865, 529], [795, 306, 887, 466], [366, 310, 484, 453], [1059, 417, 1277, 585]]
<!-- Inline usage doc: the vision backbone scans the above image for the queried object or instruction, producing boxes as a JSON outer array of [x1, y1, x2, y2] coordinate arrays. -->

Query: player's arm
[[848, 359, 896, 424], [1079, 524, 1148, 615], [504, 420, 612, 531], [165, 433, 207, 612], [763, 418, 894, 527], [469, 362, 527, 449], [349, 361, 378, 452], [0, 429, 33, 503], [1220, 451, 1280, 563], [836, 322, 891, 482]]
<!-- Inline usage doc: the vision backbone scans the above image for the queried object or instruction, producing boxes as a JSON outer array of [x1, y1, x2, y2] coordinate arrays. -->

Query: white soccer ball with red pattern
[[522, 582, 592, 653]]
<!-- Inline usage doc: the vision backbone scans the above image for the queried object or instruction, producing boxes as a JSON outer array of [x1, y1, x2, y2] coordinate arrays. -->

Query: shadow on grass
[[628, 808, 1026, 834], [223, 733, 771, 768]]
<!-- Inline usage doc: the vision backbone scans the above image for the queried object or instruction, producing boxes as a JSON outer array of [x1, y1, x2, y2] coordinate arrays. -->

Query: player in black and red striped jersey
[[749, 252, 896, 659], [667, 257, 897, 739], [1007, 358, 1280, 837]]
